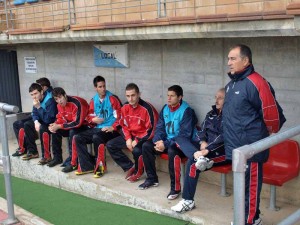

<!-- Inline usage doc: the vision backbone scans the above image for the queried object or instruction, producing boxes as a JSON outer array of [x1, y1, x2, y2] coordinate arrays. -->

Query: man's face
[[30, 89, 43, 101], [227, 47, 249, 74], [54, 95, 67, 107], [125, 89, 140, 107], [95, 81, 106, 98], [215, 90, 225, 110], [167, 91, 182, 107]]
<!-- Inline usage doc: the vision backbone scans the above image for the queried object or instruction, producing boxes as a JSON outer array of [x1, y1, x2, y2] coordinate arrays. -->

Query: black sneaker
[[167, 190, 181, 200], [12, 148, 26, 157], [138, 180, 159, 190], [47, 159, 62, 167], [62, 165, 77, 173]]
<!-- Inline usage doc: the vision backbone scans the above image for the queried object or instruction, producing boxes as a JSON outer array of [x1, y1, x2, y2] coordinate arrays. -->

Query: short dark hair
[[93, 76, 106, 87], [29, 83, 42, 93], [125, 83, 139, 93], [36, 77, 51, 88], [52, 87, 66, 98], [231, 44, 252, 64], [168, 85, 183, 97]]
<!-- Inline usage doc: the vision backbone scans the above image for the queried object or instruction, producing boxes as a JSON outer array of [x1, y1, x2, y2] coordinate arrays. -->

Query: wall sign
[[93, 44, 128, 68], [24, 57, 37, 74]]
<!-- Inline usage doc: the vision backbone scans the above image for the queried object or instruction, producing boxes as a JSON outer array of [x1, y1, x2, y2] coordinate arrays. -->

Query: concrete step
[[1, 139, 299, 225]]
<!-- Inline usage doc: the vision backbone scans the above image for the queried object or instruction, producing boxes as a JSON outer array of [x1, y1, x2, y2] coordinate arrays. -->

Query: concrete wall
[[15, 36, 300, 205]]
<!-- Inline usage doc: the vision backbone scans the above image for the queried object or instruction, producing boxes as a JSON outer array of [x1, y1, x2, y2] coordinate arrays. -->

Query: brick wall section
[[2, 0, 299, 32]]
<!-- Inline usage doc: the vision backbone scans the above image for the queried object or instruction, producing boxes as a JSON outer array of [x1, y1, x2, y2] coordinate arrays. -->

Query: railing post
[[68, 0, 71, 25], [157, 0, 161, 18], [4, 0, 9, 30], [0, 103, 19, 225], [232, 145, 249, 225]]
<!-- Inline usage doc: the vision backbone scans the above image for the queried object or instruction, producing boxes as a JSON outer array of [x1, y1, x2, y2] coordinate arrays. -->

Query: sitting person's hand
[[194, 149, 209, 159], [126, 138, 133, 151]]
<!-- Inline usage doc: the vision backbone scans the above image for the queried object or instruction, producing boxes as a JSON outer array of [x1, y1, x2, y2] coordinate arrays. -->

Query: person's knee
[[24, 120, 31, 128], [106, 140, 113, 150], [74, 134, 82, 143], [132, 147, 142, 157], [168, 146, 178, 157], [92, 134, 104, 144], [175, 136, 188, 146], [13, 120, 21, 129], [69, 129, 76, 138], [142, 141, 153, 153]]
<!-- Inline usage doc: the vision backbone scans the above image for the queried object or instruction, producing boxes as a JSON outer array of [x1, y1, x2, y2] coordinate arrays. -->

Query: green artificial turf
[[0, 175, 193, 225]]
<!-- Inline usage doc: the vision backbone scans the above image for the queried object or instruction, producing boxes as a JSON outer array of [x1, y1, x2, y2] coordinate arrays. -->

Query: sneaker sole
[[172, 204, 195, 213], [138, 183, 159, 190], [206, 160, 214, 170], [22, 155, 39, 160], [93, 172, 104, 178], [167, 193, 181, 200], [75, 170, 93, 175]]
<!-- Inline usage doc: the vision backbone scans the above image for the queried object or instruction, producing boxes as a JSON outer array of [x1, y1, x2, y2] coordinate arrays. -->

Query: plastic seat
[[263, 139, 300, 210], [160, 153, 187, 186], [210, 164, 232, 197]]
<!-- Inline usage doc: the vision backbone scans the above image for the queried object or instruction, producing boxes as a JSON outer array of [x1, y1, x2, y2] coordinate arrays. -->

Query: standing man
[[19, 82, 57, 162], [12, 77, 53, 157], [74, 75, 122, 177], [139, 85, 197, 201], [171, 88, 230, 212], [106, 83, 158, 182], [48, 87, 90, 173], [223, 44, 286, 225]]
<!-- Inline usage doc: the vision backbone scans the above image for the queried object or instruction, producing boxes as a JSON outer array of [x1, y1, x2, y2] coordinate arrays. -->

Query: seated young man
[[12, 77, 53, 158], [139, 85, 198, 199], [171, 88, 231, 213], [48, 87, 90, 172], [18, 82, 57, 162], [106, 83, 158, 182], [74, 75, 122, 176]]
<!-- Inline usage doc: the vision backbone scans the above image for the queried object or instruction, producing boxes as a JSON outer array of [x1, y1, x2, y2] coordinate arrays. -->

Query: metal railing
[[0, 0, 193, 31], [0, 102, 19, 225], [232, 125, 300, 225], [0, 0, 291, 31]]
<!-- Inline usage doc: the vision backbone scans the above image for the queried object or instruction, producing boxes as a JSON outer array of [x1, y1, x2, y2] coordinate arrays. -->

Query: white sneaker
[[171, 199, 195, 213], [195, 156, 214, 171], [253, 218, 262, 225]]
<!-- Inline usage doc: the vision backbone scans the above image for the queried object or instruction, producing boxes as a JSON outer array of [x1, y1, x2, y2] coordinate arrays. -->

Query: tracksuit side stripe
[[42, 132, 50, 159], [18, 128, 26, 153], [247, 162, 258, 224], [174, 155, 181, 191]]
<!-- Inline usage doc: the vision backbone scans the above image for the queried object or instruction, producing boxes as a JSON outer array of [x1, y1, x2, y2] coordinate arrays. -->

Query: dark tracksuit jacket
[[153, 100, 198, 192], [176, 105, 227, 200], [222, 64, 286, 224], [26, 90, 57, 156]]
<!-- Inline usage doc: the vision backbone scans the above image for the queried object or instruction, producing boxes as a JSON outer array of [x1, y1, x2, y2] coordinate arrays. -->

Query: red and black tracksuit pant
[[51, 126, 89, 166], [75, 128, 119, 173], [175, 137, 230, 198], [106, 135, 145, 175], [13, 117, 32, 154], [245, 161, 263, 225], [13, 118, 51, 158]]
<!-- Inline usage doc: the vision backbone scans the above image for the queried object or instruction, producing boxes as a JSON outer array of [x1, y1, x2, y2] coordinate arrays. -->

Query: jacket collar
[[228, 64, 254, 81], [168, 99, 182, 112]]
